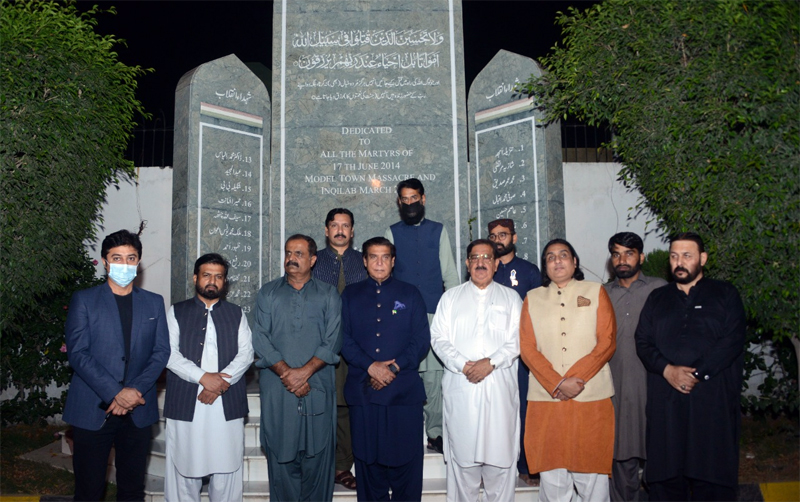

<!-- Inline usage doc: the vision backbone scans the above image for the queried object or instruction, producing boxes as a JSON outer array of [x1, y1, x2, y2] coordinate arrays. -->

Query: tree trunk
[[792, 336, 800, 401]]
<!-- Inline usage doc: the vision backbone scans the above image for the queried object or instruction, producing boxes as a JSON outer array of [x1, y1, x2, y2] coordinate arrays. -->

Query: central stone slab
[[271, 0, 468, 275]]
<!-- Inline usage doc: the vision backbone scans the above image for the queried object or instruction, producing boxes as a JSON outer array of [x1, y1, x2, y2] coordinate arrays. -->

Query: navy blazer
[[63, 282, 170, 430]]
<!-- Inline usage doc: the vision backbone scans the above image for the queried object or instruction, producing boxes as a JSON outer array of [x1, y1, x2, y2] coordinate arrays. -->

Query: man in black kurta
[[635, 233, 745, 501], [341, 237, 430, 501]]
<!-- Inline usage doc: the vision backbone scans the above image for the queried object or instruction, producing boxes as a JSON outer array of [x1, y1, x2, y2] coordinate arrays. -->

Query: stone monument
[[171, 54, 271, 320], [271, 0, 469, 274], [467, 49, 564, 263]]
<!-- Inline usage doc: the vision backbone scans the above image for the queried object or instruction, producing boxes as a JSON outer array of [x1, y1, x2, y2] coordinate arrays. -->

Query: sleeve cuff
[[258, 350, 284, 369], [314, 346, 340, 365]]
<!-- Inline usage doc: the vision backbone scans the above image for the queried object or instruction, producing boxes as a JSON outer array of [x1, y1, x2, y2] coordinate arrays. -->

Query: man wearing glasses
[[431, 239, 523, 502], [384, 178, 460, 454], [253, 235, 342, 501], [487, 218, 541, 487]]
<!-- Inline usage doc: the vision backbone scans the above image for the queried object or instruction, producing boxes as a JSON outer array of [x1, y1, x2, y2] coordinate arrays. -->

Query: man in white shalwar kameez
[[431, 239, 523, 502], [163, 254, 254, 502]]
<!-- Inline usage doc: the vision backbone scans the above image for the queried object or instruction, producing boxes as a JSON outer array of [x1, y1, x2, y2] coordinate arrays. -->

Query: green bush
[[521, 0, 799, 414], [0, 0, 149, 423]]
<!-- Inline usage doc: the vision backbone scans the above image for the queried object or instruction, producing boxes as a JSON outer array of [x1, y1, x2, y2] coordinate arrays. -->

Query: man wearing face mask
[[63, 229, 170, 501], [384, 178, 460, 454]]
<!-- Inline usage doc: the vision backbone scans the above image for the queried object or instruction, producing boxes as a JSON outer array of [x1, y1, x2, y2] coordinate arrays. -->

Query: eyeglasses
[[488, 232, 512, 241], [468, 254, 493, 262], [297, 388, 326, 416]]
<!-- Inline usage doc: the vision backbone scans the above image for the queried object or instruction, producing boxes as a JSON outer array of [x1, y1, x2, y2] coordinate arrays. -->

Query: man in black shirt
[[63, 229, 170, 501], [312, 208, 367, 490], [635, 232, 746, 502]]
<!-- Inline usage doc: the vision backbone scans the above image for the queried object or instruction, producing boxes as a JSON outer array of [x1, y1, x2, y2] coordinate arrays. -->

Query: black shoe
[[427, 435, 444, 454]]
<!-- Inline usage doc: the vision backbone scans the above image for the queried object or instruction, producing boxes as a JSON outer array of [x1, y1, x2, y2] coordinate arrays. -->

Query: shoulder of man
[[132, 285, 165, 305]]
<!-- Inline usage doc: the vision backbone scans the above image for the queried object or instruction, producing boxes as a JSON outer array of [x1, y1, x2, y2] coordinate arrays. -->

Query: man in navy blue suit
[[63, 229, 170, 501], [341, 237, 430, 501]]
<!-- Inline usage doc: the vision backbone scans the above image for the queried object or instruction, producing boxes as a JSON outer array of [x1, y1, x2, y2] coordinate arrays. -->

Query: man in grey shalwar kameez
[[603, 233, 666, 501], [253, 235, 342, 502]]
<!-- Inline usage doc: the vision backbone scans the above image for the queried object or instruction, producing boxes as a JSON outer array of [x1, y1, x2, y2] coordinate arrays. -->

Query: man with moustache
[[487, 218, 541, 486], [385, 178, 460, 454], [603, 233, 666, 502], [313, 208, 368, 490], [253, 235, 342, 501], [341, 237, 430, 501], [431, 239, 523, 502], [635, 232, 745, 502], [163, 253, 253, 502]]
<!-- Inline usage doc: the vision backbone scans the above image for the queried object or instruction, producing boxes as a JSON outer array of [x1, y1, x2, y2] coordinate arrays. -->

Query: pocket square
[[393, 301, 406, 310], [577, 296, 591, 307]]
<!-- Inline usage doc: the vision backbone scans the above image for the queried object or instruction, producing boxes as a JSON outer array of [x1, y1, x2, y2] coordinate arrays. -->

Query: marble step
[[142, 474, 540, 502], [145, 439, 448, 481]]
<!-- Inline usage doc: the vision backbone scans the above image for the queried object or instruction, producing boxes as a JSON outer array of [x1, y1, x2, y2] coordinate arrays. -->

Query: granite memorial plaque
[[467, 49, 564, 264], [172, 54, 271, 320], [271, 0, 469, 275]]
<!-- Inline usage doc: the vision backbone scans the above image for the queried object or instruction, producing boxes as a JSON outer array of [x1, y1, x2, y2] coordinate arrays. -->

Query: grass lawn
[[0, 424, 115, 500], [0, 415, 797, 498]]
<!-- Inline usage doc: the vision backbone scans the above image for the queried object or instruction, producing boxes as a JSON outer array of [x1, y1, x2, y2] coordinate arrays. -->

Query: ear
[[700, 252, 708, 267], [638, 252, 646, 265], [310, 255, 317, 267], [512, 233, 518, 244], [420, 194, 426, 206]]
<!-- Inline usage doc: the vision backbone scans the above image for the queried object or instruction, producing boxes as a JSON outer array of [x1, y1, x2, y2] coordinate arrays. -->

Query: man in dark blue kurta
[[341, 237, 430, 501], [487, 218, 541, 486]]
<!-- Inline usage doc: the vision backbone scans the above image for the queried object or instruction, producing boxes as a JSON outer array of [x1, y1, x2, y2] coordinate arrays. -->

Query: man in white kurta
[[430, 239, 523, 502], [164, 254, 253, 502]]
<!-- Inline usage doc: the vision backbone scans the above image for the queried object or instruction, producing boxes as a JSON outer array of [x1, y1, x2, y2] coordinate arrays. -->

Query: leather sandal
[[334, 470, 357, 490]]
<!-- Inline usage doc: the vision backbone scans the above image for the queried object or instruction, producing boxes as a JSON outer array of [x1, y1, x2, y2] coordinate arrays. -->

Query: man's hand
[[556, 377, 586, 399], [368, 360, 397, 390], [293, 381, 311, 397], [663, 364, 698, 394], [281, 367, 311, 394], [199, 372, 232, 395], [197, 388, 220, 405], [464, 358, 494, 384], [112, 387, 145, 412], [106, 400, 130, 416]]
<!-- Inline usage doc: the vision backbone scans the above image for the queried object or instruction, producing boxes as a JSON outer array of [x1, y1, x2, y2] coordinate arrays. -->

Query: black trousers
[[649, 475, 737, 502], [354, 453, 424, 502], [72, 414, 152, 501]]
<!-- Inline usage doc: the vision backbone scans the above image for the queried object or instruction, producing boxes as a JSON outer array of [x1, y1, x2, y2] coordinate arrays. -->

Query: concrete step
[[146, 439, 448, 482], [142, 474, 540, 502]]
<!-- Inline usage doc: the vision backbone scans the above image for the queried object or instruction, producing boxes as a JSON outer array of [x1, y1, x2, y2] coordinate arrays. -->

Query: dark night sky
[[78, 0, 598, 127]]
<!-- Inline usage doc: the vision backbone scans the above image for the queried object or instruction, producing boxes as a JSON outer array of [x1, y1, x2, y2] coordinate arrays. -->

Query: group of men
[[63, 177, 746, 502]]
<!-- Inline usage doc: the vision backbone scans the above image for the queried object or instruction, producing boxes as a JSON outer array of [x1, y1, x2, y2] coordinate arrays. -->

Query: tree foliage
[[521, 0, 799, 413], [0, 0, 148, 422]]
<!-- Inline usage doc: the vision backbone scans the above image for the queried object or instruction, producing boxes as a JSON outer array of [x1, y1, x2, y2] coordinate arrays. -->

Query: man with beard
[[384, 178, 460, 454], [254, 235, 342, 501], [635, 232, 745, 501], [431, 239, 522, 502], [602, 232, 666, 502], [313, 208, 367, 490], [164, 253, 254, 502], [487, 218, 541, 487]]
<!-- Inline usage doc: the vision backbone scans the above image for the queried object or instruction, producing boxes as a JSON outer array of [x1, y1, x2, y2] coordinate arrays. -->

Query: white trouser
[[164, 458, 243, 502], [539, 468, 609, 502], [446, 459, 517, 502]]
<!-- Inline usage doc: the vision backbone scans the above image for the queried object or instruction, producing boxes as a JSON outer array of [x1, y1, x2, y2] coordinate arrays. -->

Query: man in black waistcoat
[[163, 253, 254, 502]]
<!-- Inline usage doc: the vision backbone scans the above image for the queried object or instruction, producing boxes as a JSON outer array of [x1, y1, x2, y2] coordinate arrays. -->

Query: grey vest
[[163, 297, 248, 421]]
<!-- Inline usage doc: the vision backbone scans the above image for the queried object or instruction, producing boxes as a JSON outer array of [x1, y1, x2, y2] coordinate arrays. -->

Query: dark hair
[[467, 238, 496, 259], [396, 178, 425, 197], [101, 229, 143, 260], [193, 253, 229, 278], [540, 238, 585, 287], [608, 232, 644, 254], [286, 234, 317, 256], [361, 237, 396, 259], [325, 208, 354, 227], [670, 232, 705, 253], [488, 218, 515, 235]]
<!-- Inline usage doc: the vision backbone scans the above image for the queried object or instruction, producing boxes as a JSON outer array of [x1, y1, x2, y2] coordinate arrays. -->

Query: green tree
[[521, 0, 799, 410], [0, 0, 149, 423]]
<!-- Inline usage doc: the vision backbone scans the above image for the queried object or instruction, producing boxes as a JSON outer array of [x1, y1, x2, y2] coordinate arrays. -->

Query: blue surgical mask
[[108, 263, 137, 287]]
